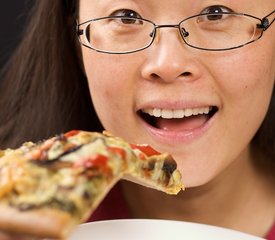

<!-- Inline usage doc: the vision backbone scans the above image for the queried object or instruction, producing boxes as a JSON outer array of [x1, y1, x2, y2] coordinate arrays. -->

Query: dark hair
[[0, 0, 102, 148], [0, 1, 274, 167]]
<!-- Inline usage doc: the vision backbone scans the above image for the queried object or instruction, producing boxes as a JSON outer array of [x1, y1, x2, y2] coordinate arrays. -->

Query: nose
[[141, 27, 203, 83]]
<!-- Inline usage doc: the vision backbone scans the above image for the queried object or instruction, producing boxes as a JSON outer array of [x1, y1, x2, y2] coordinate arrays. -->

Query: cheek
[[84, 52, 123, 106], [213, 44, 274, 119], [220, 29, 275, 97], [204, 43, 275, 174], [81, 50, 138, 130]]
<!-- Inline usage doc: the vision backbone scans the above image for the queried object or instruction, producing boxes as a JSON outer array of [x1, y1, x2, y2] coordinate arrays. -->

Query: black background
[[0, 0, 34, 75]]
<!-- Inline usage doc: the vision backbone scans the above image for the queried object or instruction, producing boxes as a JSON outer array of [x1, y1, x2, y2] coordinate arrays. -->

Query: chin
[[176, 160, 219, 188]]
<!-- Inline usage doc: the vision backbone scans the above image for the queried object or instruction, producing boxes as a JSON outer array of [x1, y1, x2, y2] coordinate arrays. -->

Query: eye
[[201, 5, 232, 15], [110, 9, 143, 24], [110, 9, 141, 19], [200, 5, 233, 21]]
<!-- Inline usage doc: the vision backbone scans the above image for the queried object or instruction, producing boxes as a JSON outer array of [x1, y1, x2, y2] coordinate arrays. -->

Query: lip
[[136, 100, 218, 145]]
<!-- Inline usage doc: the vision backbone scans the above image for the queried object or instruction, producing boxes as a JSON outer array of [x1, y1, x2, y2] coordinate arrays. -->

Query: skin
[[79, 0, 275, 237]]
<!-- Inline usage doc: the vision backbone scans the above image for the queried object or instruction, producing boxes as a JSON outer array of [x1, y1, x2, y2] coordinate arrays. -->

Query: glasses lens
[[80, 17, 155, 53], [180, 13, 262, 50]]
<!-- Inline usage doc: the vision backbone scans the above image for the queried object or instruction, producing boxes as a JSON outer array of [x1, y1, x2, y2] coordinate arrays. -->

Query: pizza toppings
[[130, 144, 161, 157], [0, 130, 183, 239]]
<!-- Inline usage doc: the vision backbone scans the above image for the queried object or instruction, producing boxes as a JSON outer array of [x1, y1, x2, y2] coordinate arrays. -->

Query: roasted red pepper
[[64, 130, 80, 138], [107, 146, 126, 160], [130, 144, 160, 157], [73, 154, 112, 176]]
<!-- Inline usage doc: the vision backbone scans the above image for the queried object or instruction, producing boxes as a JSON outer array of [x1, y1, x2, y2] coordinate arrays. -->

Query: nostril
[[150, 73, 160, 80], [181, 72, 191, 77]]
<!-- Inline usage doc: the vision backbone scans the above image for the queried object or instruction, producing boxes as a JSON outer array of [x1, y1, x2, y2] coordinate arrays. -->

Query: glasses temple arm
[[75, 20, 84, 36]]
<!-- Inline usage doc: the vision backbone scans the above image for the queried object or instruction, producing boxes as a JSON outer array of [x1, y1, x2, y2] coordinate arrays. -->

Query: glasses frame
[[77, 10, 275, 54]]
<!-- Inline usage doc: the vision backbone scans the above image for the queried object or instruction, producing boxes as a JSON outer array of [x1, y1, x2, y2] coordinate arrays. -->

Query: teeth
[[153, 108, 161, 117], [142, 107, 212, 119]]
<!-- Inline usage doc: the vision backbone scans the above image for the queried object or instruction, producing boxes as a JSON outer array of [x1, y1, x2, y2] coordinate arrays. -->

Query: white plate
[[69, 219, 264, 240]]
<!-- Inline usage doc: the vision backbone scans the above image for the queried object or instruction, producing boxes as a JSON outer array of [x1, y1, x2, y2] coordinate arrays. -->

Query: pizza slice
[[0, 130, 183, 239]]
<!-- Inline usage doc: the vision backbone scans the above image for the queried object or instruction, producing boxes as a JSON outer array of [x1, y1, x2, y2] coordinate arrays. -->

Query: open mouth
[[138, 106, 218, 132]]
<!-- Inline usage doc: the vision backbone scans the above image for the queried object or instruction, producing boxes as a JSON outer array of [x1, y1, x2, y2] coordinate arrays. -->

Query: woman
[[0, 0, 274, 238]]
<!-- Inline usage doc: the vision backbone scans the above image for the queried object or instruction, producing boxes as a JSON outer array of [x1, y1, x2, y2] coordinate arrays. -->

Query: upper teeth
[[142, 107, 212, 119]]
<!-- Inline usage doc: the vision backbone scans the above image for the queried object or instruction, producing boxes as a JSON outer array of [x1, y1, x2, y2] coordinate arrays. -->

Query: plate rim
[[70, 218, 265, 240]]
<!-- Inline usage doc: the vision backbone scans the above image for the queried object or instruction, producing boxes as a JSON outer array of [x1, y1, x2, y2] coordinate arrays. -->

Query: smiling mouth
[[138, 106, 218, 131]]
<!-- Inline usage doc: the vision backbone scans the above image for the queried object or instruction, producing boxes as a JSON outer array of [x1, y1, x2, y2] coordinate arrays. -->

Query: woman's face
[[79, 0, 275, 187]]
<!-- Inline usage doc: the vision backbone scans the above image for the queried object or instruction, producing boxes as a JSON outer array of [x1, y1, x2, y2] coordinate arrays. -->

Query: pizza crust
[[0, 203, 76, 239]]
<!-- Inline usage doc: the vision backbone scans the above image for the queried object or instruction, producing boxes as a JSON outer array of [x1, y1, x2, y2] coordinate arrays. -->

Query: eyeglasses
[[77, 10, 275, 54]]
